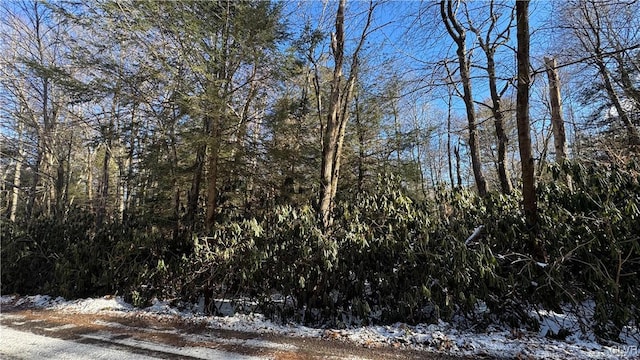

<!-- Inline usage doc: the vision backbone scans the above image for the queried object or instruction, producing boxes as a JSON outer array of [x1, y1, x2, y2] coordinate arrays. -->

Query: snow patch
[[189, 333, 297, 351], [1, 294, 17, 304], [1, 325, 159, 360], [53, 296, 133, 313], [43, 324, 78, 332], [205, 312, 321, 337], [6, 295, 639, 359], [92, 319, 131, 329], [145, 298, 180, 315], [14, 295, 65, 308], [80, 332, 264, 360]]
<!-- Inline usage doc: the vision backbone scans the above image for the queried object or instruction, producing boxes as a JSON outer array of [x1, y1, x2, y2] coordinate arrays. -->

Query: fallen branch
[[465, 225, 485, 246]]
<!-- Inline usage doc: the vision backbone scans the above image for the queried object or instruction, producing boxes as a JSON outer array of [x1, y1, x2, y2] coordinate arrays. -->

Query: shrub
[[3, 163, 637, 343], [1, 208, 182, 306], [185, 175, 500, 326], [535, 161, 640, 341]]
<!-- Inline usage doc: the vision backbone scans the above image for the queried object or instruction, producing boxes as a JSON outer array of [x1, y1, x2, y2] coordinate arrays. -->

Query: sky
[[279, 0, 563, 130]]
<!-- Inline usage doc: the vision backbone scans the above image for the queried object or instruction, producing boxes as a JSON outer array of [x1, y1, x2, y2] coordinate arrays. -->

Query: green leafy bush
[[185, 176, 499, 326], [535, 161, 640, 341], [3, 163, 638, 343], [1, 208, 182, 306], [1, 208, 98, 297]]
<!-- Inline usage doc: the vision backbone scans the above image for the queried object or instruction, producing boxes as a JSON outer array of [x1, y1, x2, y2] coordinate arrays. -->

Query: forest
[[1, 0, 639, 344]]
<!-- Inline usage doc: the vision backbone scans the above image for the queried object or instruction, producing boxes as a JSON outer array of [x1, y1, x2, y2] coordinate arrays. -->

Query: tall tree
[[0, 0, 73, 219], [516, 0, 543, 261], [440, 0, 488, 197], [318, 0, 375, 228], [112, 1, 286, 231], [562, 0, 640, 147], [464, 0, 514, 194]]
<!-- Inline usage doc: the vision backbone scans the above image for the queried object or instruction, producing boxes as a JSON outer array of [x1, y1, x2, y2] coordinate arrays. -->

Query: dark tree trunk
[[466, 0, 514, 195], [205, 130, 220, 233], [487, 53, 513, 195], [355, 95, 366, 193], [97, 135, 111, 227], [440, 0, 488, 197], [447, 90, 455, 189], [186, 144, 206, 230], [516, 0, 545, 261], [454, 143, 462, 188]]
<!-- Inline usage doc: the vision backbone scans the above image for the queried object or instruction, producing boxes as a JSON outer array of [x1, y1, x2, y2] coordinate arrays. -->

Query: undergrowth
[[2, 161, 638, 343]]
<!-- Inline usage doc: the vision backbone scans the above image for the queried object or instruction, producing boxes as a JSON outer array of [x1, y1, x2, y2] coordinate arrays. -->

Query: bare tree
[[464, 0, 514, 194], [440, 0, 488, 197], [564, 0, 640, 146], [319, 0, 375, 228], [516, 0, 544, 261]]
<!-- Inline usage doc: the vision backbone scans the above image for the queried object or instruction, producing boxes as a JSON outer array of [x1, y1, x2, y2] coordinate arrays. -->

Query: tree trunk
[[246, 104, 265, 212], [97, 133, 112, 227], [10, 156, 23, 222], [63, 138, 72, 211], [9, 122, 25, 222], [486, 53, 513, 195], [440, 0, 488, 197], [355, 95, 366, 193], [319, 109, 340, 228], [494, 110, 512, 194], [186, 144, 206, 229], [544, 56, 573, 190], [205, 131, 220, 233], [487, 51, 513, 195], [168, 103, 182, 236], [516, 0, 544, 261], [465, 0, 514, 195], [319, 0, 346, 229], [459, 48, 487, 197], [86, 146, 93, 210], [447, 89, 455, 189], [454, 143, 462, 187], [544, 57, 568, 163], [319, 0, 374, 229], [329, 74, 358, 207], [53, 140, 70, 217], [26, 148, 41, 219], [122, 106, 139, 225]]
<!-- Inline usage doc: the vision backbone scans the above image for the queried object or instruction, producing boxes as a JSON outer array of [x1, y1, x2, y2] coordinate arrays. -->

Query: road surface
[[0, 305, 476, 359]]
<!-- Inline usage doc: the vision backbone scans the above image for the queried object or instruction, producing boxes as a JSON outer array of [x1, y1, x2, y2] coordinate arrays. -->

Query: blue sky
[[282, 1, 555, 107]]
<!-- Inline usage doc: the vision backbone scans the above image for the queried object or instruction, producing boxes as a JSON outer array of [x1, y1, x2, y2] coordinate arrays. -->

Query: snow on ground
[[0, 325, 264, 360], [2, 294, 639, 359], [78, 331, 265, 360], [0, 325, 156, 360]]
